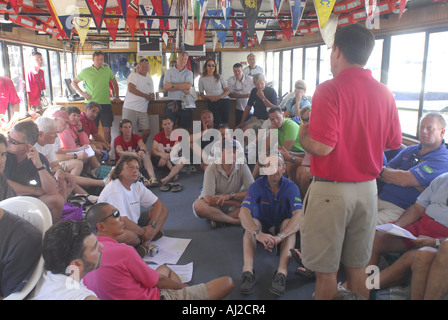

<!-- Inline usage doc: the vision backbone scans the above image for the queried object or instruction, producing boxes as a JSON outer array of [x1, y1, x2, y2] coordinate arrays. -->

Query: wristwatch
[[435, 238, 441, 249], [171, 83, 175, 88], [149, 221, 157, 229], [253, 229, 261, 238], [36, 165, 46, 171], [230, 192, 236, 199], [73, 153, 77, 159], [290, 156, 295, 163], [262, 98, 267, 102]]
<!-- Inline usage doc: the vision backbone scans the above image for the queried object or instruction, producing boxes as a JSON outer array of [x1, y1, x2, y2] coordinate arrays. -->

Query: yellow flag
[[73, 8, 91, 46], [313, 0, 337, 29]]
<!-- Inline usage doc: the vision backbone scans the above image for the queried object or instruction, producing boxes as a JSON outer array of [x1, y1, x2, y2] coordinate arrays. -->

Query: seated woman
[[57, 106, 100, 173], [283, 80, 311, 118], [114, 119, 159, 187], [198, 58, 230, 127]]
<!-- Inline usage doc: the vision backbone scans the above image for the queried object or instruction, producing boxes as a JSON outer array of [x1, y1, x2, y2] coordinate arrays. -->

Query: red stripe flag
[[85, 0, 108, 33], [104, 6, 120, 42]]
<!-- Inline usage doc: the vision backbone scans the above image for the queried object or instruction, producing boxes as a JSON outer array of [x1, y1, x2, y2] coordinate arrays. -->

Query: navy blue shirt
[[242, 176, 302, 227], [4, 152, 51, 188], [247, 86, 277, 120], [379, 141, 448, 209]]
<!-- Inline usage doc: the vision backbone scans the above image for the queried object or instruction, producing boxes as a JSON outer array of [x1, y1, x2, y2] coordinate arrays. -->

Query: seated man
[[98, 155, 168, 252], [58, 106, 100, 174], [34, 116, 107, 197], [151, 116, 185, 185], [190, 109, 216, 171], [80, 101, 112, 162], [83, 202, 234, 300], [193, 139, 254, 228], [377, 112, 448, 224], [0, 208, 42, 299], [363, 172, 448, 298], [0, 133, 16, 201], [31, 220, 101, 300], [239, 153, 302, 296], [4, 121, 65, 222], [411, 239, 448, 300]]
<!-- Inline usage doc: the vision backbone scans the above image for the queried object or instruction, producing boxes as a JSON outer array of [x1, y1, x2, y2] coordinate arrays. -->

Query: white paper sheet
[[67, 145, 95, 158], [143, 236, 191, 265], [376, 223, 417, 240], [147, 262, 193, 283]]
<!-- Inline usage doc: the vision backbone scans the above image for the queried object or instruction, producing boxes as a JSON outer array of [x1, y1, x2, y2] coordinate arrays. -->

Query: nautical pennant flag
[[140, 4, 155, 41], [269, 0, 284, 18], [240, 0, 262, 39], [127, 0, 139, 38], [255, 11, 272, 45], [104, 6, 120, 42], [73, 7, 91, 46], [184, 18, 205, 46], [85, 0, 107, 34], [313, 0, 337, 29], [398, 0, 407, 19], [190, 0, 208, 27], [208, 8, 231, 47], [290, 0, 306, 35], [44, 0, 77, 39], [221, 0, 232, 20], [151, 0, 171, 31], [364, 0, 377, 23], [232, 11, 245, 44], [278, 19, 292, 41]]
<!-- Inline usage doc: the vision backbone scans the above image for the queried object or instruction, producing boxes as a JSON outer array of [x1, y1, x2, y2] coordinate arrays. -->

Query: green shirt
[[76, 65, 115, 104], [278, 118, 304, 152]]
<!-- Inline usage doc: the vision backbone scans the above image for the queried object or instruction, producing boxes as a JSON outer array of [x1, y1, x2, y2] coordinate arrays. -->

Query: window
[[292, 48, 303, 84], [388, 32, 425, 137], [49, 50, 62, 98], [7, 44, 27, 114], [108, 52, 136, 97], [423, 31, 448, 141], [36, 48, 51, 101], [273, 51, 280, 94], [365, 39, 384, 82], [281, 50, 291, 97], [266, 51, 274, 84], [304, 47, 318, 96], [319, 45, 332, 84], [0, 42, 4, 76]]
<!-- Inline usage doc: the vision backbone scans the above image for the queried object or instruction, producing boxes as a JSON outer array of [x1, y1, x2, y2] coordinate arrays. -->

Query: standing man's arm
[[71, 77, 92, 100], [111, 78, 122, 103], [299, 123, 334, 156]]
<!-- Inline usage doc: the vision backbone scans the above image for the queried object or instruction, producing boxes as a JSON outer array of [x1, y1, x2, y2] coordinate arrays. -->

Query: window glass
[[7, 44, 27, 114], [304, 47, 318, 96], [292, 48, 303, 86], [108, 53, 136, 97], [423, 31, 448, 141], [49, 50, 62, 99], [266, 51, 274, 84], [365, 39, 384, 82], [319, 45, 332, 84], [388, 32, 425, 137], [281, 50, 291, 97], [273, 51, 280, 94], [0, 42, 4, 76]]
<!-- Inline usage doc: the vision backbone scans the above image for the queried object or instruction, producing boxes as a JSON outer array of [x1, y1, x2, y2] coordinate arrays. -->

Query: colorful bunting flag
[[85, 0, 107, 33], [313, 0, 337, 29], [127, 0, 139, 38], [255, 11, 272, 45], [221, 0, 232, 20], [184, 18, 205, 46], [232, 11, 245, 44], [104, 6, 120, 42], [44, 0, 76, 39], [290, 0, 306, 35], [240, 0, 262, 38], [73, 8, 91, 46], [269, 0, 284, 18], [398, 0, 407, 19], [278, 19, 292, 41], [364, 0, 377, 22], [190, 0, 208, 27], [208, 8, 231, 47]]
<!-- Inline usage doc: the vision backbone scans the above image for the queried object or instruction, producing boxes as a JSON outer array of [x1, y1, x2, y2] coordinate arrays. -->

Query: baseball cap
[[52, 110, 69, 122]]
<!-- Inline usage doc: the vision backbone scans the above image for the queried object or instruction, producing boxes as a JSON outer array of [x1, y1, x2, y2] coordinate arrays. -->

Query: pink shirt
[[309, 68, 402, 182], [0, 77, 20, 115], [27, 69, 45, 107], [57, 125, 90, 149], [83, 236, 160, 300]]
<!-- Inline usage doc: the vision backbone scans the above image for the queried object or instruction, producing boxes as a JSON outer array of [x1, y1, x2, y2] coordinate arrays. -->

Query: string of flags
[[1, 0, 406, 48]]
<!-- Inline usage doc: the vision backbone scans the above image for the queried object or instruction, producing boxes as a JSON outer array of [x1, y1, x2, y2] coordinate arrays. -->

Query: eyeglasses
[[207, 64, 216, 67], [98, 209, 120, 223], [139, 58, 149, 63], [295, 86, 306, 91], [7, 132, 27, 145]]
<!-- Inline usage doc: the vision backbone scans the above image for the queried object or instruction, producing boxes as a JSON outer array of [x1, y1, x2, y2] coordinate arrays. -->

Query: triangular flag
[[221, 0, 232, 20], [398, 0, 407, 19], [104, 6, 120, 42], [232, 11, 245, 44], [208, 9, 230, 48], [364, 0, 377, 23], [184, 18, 205, 46], [240, 0, 262, 38], [151, 0, 171, 30], [269, 0, 284, 18], [85, 0, 107, 33], [290, 0, 306, 35], [320, 13, 338, 48], [313, 0, 337, 29], [45, 0, 76, 39], [212, 31, 218, 51], [278, 20, 292, 42], [169, 0, 179, 31], [73, 8, 92, 46], [8, 0, 19, 13], [118, 0, 128, 18], [190, 0, 208, 27], [255, 11, 272, 45], [126, 0, 139, 38]]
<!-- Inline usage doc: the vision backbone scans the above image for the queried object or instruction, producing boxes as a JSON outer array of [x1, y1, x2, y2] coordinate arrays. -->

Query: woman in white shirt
[[198, 59, 230, 127]]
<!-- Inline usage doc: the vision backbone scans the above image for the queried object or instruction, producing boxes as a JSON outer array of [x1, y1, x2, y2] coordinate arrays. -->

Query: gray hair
[[252, 73, 265, 83], [12, 121, 39, 145], [423, 112, 446, 129], [35, 116, 57, 133]]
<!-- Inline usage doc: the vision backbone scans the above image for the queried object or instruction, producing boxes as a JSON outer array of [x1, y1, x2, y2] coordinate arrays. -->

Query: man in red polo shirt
[[0, 76, 20, 131], [298, 24, 402, 300], [26, 51, 46, 117]]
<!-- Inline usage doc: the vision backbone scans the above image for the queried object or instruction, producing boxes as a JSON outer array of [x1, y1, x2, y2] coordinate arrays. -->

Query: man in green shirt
[[71, 51, 121, 144]]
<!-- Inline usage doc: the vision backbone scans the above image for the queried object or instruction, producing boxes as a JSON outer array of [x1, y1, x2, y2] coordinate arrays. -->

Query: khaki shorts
[[122, 108, 150, 131], [300, 179, 377, 273], [244, 116, 264, 131], [376, 199, 405, 225], [159, 283, 209, 300]]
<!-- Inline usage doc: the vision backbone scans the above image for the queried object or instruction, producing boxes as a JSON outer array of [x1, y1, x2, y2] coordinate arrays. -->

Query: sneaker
[[269, 272, 286, 296], [240, 271, 256, 295]]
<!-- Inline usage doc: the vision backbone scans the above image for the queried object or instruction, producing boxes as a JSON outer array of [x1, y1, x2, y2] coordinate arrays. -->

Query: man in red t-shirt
[[26, 51, 46, 117], [0, 76, 20, 131], [114, 119, 159, 186], [298, 24, 402, 300], [150, 116, 185, 185]]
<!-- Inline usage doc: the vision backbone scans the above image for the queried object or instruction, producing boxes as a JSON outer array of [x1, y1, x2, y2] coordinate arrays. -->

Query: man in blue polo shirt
[[377, 112, 448, 224], [239, 153, 301, 296]]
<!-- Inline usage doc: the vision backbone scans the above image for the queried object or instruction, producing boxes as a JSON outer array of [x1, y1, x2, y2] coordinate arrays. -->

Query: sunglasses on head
[[98, 209, 120, 222]]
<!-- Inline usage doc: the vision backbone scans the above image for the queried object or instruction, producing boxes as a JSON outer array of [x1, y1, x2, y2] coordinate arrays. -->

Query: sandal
[[160, 183, 174, 192], [171, 183, 184, 192], [290, 249, 316, 279], [147, 177, 160, 188]]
